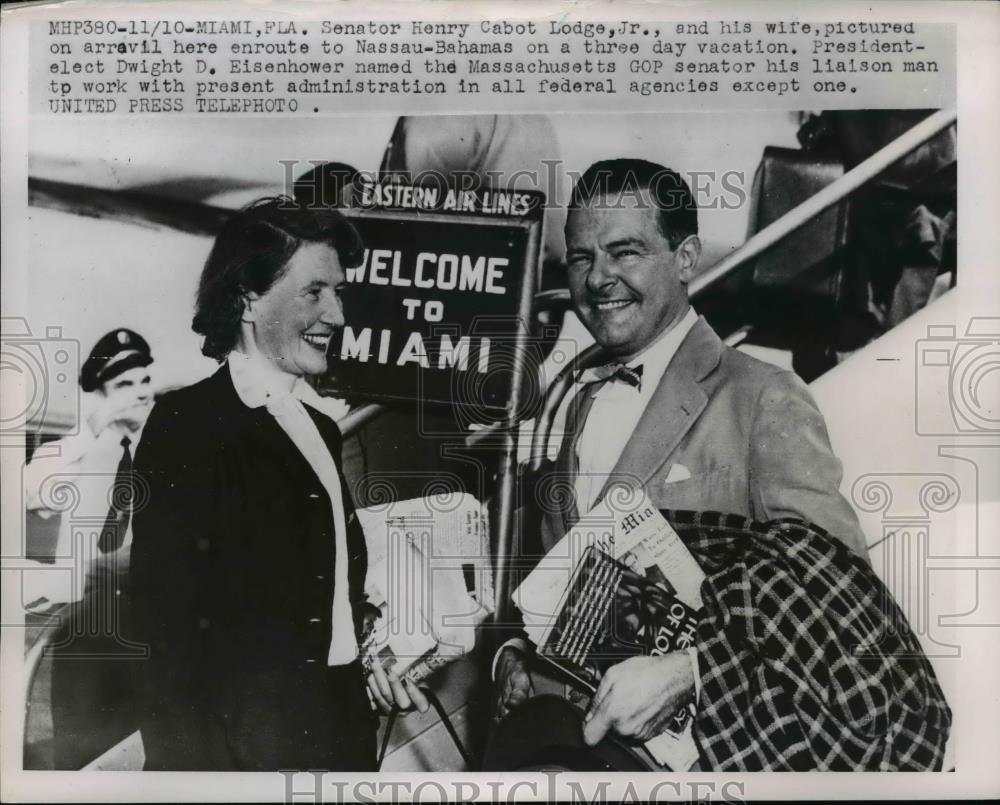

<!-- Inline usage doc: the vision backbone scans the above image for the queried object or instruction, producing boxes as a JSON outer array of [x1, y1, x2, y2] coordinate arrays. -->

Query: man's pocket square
[[664, 464, 693, 484]]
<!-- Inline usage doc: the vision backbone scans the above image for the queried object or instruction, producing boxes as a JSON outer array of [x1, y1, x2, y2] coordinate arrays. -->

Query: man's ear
[[676, 235, 701, 284]]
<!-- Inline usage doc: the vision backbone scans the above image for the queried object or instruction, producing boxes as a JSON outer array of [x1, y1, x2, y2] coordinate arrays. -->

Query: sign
[[321, 179, 544, 420]]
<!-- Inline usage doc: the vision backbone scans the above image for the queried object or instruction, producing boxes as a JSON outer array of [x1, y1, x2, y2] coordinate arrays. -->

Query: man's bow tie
[[592, 362, 643, 390]]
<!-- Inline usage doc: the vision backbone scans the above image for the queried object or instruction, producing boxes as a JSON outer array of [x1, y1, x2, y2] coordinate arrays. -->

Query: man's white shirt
[[23, 420, 143, 605], [553, 307, 699, 513]]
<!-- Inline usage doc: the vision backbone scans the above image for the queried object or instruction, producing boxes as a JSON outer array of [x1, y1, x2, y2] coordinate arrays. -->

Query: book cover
[[537, 547, 700, 735]]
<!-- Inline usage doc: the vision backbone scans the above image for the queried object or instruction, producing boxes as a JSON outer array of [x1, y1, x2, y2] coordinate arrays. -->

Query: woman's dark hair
[[193, 196, 364, 361]]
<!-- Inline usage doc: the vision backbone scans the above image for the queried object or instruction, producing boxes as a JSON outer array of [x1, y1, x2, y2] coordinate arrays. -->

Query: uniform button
[[308, 617, 321, 623], [306, 658, 318, 664], [316, 574, 326, 581]]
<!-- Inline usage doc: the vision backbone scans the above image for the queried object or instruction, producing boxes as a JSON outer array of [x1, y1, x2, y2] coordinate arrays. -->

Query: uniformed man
[[23, 328, 154, 608]]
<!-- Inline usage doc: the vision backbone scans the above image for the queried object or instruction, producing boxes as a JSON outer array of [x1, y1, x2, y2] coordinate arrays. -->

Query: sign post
[[321, 179, 545, 623]]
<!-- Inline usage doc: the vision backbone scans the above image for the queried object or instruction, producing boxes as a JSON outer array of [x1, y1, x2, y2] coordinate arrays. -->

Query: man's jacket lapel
[[596, 317, 722, 504]]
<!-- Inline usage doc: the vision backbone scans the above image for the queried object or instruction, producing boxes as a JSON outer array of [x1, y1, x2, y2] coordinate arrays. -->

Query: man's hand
[[582, 653, 695, 746], [86, 397, 117, 438], [87, 395, 146, 437], [494, 645, 534, 721], [366, 658, 430, 716], [115, 403, 150, 432]]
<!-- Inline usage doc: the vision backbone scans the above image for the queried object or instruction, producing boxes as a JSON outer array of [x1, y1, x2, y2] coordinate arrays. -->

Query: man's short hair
[[193, 196, 364, 361], [568, 158, 698, 249]]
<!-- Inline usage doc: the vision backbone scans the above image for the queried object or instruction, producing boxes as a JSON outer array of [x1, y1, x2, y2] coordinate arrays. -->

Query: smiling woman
[[129, 197, 429, 771], [240, 240, 347, 377], [192, 196, 364, 364]]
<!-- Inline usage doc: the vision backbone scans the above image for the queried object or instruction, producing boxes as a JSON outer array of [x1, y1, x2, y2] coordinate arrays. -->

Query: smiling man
[[495, 158, 872, 760], [545, 157, 869, 557]]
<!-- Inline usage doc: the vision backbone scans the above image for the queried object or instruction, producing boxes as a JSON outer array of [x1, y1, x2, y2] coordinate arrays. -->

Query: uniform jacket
[[23, 422, 141, 605], [129, 363, 376, 771]]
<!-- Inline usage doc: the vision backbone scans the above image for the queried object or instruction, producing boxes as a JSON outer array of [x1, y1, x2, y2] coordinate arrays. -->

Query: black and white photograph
[[1, 1, 997, 802]]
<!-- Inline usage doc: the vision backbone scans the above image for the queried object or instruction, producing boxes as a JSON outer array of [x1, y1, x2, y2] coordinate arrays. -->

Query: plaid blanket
[[667, 511, 952, 771]]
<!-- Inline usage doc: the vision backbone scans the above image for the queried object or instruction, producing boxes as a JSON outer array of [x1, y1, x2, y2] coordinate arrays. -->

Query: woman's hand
[[366, 658, 430, 716]]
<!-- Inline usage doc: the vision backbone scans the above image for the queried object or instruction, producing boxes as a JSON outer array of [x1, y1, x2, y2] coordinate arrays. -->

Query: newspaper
[[358, 492, 494, 612], [514, 489, 705, 769], [357, 494, 492, 681]]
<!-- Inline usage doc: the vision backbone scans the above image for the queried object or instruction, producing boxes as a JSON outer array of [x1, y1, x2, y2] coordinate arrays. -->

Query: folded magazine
[[514, 490, 706, 769]]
